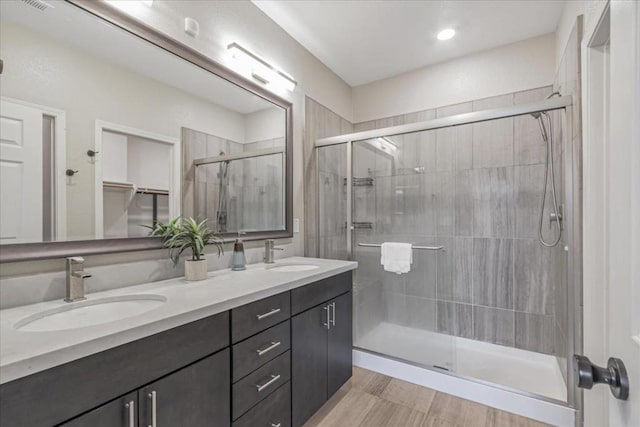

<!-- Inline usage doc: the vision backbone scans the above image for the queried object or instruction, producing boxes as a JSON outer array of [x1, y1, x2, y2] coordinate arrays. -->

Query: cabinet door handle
[[330, 302, 336, 327], [323, 305, 330, 329], [270, 423, 282, 427], [147, 391, 157, 427], [256, 341, 281, 356], [256, 308, 281, 320], [125, 400, 135, 427], [256, 374, 281, 392]]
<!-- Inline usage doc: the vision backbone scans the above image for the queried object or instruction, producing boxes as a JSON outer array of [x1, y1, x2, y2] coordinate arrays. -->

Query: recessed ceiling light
[[437, 28, 456, 41]]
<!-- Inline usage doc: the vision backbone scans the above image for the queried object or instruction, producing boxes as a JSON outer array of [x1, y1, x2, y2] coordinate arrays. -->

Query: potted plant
[[149, 217, 223, 281]]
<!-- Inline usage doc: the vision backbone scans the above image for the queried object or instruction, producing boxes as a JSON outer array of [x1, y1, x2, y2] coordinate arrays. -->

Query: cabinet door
[[291, 304, 329, 427], [59, 392, 137, 427], [139, 349, 230, 427], [327, 291, 353, 397]]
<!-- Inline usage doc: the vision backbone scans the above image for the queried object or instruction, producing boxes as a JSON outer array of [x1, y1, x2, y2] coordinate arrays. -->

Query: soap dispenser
[[231, 232, 247, 271]]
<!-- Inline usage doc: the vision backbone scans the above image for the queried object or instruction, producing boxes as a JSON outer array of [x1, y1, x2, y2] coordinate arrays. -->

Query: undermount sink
[[14, 294, 167, 332], [267, 264, 320, 272]]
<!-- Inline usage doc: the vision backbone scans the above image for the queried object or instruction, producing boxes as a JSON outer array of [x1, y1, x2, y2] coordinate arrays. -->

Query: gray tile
[[437, 237, 472, 304], [406, 246, 437, 299], [473, 306, 515, 346], [435, 172, 455, 237], [406, 297, 437, 331], [514, 312, 556, 354], [514, 239, 555, 314], [415, 129, 437, 173], [514, 164, 544, 239], [437, 301, 472, 338], [436, 102, 473, 118], [472, 238, 514, 309], [418, 172, 437, 237], [454, 170, 473, 236], [384, 291, 407, 325], [472, 116, 514, 169], [354, 121, 376, 132], [381, 270, 406, 294], [471, 167, 515, 238]]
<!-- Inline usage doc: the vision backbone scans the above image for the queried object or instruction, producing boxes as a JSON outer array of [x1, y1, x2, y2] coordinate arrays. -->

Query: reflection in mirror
[[182, 127, 285, 234], [0, 0, 287, 245]]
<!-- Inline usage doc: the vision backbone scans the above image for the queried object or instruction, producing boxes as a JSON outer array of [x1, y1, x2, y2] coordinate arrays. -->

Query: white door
[[581, 1, 639, 426], [0, 100, 43, 243]]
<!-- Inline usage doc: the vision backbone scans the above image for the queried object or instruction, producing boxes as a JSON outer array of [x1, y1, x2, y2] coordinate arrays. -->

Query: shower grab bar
[[358, 243, 444, 251]]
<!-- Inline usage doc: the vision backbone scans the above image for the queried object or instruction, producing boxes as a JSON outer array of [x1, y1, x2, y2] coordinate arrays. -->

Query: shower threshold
[[355, 322, 567, 402]]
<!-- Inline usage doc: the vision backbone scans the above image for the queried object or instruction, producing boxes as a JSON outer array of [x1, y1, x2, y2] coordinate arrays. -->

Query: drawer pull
[[256, 374, 281, 392], [256, 341, 281, 356], [271, 423, 282, 427], [147, 391, 157, 427], [125, 400, 135, 427], [256, 308, 281, 320]]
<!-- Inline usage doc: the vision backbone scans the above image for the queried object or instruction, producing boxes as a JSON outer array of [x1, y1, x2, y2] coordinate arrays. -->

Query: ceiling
[[252, 0, 565, 86]]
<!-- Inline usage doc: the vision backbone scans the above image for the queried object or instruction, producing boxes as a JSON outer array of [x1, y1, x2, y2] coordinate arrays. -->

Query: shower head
[[529, 91, 562, 119]]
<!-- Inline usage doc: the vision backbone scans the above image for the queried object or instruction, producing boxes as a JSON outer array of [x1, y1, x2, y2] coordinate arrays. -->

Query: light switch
[[293, 218, 300, 233]]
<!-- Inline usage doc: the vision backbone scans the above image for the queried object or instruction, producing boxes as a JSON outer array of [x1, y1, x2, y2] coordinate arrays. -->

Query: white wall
[[555, 0, 606, 68], [352, 34, 556, 123], [244, 108, 286, 143], [108, 0, 353, 122]]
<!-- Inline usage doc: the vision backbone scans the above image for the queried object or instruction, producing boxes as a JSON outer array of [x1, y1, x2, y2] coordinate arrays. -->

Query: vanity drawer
[[232, 351, 291, 420], [232, 292, 290, 343], [233, 320, 290, 382], [233, 381, 291, 427], [291, 271, 351, 315]]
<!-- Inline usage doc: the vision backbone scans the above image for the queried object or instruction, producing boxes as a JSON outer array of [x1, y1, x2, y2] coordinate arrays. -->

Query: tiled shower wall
[[348, 85, 568, 357], [304, 97, 353, 258], [182, 128, 285, 231]]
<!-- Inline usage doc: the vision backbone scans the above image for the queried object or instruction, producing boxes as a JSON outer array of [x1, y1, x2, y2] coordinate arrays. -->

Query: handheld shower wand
[[532, 92, 562, 247]]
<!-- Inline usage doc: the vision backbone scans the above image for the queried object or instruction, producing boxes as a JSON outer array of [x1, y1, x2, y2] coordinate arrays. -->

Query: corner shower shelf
[[345, 177, 374, 187]]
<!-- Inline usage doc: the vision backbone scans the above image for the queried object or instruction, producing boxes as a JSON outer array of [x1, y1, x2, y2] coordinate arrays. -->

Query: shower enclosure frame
[[314, 95, 582, 409]]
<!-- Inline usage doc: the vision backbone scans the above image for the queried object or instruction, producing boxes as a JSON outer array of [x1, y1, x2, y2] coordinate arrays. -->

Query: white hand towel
[[380, 242, 413, 274]]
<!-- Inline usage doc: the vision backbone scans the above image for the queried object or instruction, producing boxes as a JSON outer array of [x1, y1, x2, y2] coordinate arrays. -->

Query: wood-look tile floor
[[303, 367, 551, 427]]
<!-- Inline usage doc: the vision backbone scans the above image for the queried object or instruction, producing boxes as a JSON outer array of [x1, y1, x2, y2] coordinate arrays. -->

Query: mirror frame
[[0, 0, 293, 263]]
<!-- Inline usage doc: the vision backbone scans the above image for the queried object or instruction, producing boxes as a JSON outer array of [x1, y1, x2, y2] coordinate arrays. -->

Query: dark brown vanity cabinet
[[0, 271, 353, 427], [291, 273, 353, 427], [60, 350, 230, 427]]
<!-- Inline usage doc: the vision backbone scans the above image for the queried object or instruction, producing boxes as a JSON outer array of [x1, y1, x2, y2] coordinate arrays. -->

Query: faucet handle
[[67, 256, 85, 264]]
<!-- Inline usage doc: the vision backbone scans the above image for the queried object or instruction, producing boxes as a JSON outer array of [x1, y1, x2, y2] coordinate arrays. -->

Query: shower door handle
[[573, 355, 629, 400]]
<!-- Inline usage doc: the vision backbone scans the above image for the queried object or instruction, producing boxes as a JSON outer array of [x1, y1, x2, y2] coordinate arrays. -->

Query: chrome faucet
[[264, 240, 284, 264], [65, 257, 91, 302]]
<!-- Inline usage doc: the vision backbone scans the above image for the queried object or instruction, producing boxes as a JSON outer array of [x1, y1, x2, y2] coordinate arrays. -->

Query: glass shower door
[[350, 136, 456, 372]]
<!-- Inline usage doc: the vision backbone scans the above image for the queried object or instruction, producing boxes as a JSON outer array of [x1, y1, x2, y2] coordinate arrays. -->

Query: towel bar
[[358, 243, 444, 251]]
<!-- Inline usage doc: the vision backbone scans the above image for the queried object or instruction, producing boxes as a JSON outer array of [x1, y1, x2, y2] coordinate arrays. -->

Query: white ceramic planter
[[184, 259, 208, 281]]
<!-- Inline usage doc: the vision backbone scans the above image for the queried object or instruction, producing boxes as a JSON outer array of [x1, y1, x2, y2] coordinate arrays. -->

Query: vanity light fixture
[[227, 42, 297, 92], [377, 137, 398, 152], [437, 28, 456, 41]]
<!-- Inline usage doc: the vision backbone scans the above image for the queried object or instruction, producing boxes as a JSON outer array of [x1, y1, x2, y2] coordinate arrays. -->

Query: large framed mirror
[[0, 0, 293, 262]]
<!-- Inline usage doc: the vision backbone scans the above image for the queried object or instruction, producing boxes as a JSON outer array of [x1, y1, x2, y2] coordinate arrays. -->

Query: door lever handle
[[574, 355, 629, 400]]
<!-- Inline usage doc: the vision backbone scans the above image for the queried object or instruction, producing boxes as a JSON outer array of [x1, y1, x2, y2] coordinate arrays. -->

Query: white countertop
[[0, 257, 357, 384]]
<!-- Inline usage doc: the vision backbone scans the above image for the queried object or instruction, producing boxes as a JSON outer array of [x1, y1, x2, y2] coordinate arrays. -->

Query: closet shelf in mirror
[[103, 181, 169, 196]]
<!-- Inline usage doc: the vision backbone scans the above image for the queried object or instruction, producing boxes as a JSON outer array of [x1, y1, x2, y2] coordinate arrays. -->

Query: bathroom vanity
[[0, 258, 356, 427]]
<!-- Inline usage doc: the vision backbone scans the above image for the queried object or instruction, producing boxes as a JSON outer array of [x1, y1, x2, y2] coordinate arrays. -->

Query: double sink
[[12, 262, 320, 333]]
